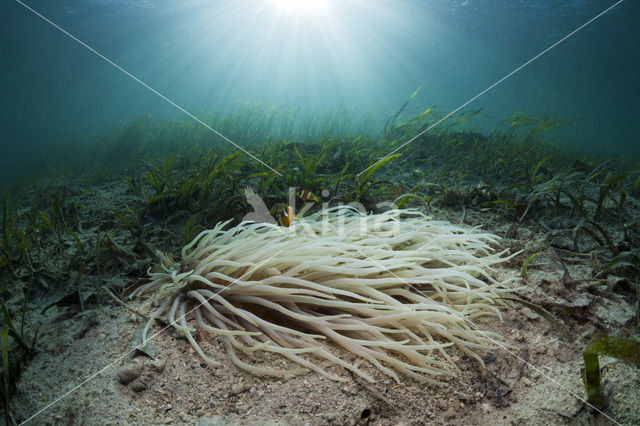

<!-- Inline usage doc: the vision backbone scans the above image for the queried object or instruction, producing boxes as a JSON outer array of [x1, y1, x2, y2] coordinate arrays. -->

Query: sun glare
[[271, 0, 332, 16]]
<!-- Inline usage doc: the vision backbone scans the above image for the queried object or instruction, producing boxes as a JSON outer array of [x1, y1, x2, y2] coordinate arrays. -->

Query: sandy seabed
[[8, 194, 639, 426]]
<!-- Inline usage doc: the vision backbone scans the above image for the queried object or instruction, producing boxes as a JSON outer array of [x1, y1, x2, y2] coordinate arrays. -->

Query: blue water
[[1, 0, 638, 184]]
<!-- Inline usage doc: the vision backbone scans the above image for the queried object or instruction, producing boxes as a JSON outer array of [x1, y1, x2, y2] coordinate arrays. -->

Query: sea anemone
[[130, 206, 515, 385]]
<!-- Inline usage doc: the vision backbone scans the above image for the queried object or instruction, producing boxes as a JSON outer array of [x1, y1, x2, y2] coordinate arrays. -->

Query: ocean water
[[1, 0, 638, 185], [3, 2, 640, 424]]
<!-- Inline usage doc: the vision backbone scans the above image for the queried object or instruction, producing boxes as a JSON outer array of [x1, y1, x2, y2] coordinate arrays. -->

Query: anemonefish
[[276, 205, 295, 227], [296, 189, 319, 202]]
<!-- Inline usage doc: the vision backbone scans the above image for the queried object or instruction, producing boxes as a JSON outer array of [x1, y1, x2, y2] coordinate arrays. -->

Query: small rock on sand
[[117, 362, 142, 385]]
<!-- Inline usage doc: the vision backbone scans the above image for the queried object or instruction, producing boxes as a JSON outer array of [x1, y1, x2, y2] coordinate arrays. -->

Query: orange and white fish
[[296, 189, 319, 202], [276, 205, 295, 227]]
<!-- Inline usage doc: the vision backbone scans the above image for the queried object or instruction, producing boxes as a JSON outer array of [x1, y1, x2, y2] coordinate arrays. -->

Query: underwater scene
[[1, 0, 639, 424]]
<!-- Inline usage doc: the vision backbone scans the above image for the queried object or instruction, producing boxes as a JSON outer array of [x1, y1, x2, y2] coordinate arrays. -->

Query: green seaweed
[[65, 227, 84, 273], [0, 297, 38, 425], [114, 205, 146, 243], [146, 154, 174, 196], [595, 171, 628, 220], [596, 249, 640, 278], [573, 220, 618, 255], [184, 217, 206, 244], [1, 326, 10, 425], [359, 154, 402, 191], [530, 155, 552, 187], [384, 86, 423, 136], [0, 193, 19, 277], [521, 252, 543, 279], [124, 176, 142, 194], [582, 334, 640, 409]]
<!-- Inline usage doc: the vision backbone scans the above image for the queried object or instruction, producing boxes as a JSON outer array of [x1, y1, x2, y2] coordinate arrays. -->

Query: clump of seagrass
[[130, 206, 515, 384]]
